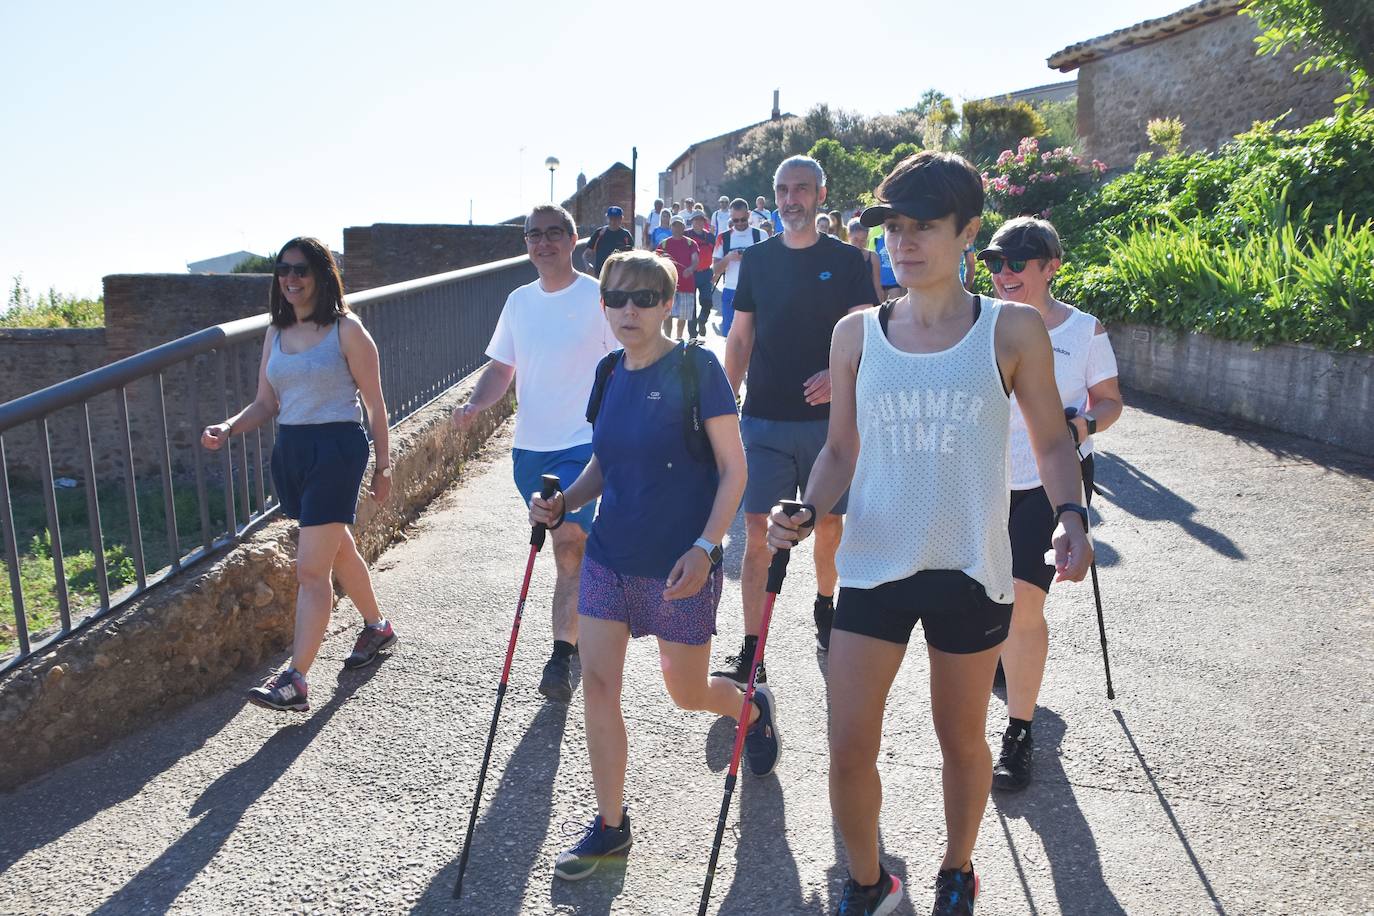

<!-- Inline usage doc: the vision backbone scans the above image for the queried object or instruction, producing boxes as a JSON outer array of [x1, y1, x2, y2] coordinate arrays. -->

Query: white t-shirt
[[712, 209, 733, 235], [749, 207, 769, 228], [485, 273, 614, 451], [712, 227, 764, 290], [1008, 306, 1119, 489]]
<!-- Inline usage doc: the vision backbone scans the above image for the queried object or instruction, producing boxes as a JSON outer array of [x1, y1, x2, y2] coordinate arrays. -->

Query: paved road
[[1, 383, 1371, 915]]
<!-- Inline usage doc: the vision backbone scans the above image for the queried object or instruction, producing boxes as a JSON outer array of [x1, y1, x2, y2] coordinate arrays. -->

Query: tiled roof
[[1048, 0, 1243, 71]]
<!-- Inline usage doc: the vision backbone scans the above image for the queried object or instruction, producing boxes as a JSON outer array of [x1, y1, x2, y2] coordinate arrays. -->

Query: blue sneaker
[[744, 684, 781, 776], [932, 863, 978, 915], [553, 810, 632, 881], [837, 866, 904, 915]]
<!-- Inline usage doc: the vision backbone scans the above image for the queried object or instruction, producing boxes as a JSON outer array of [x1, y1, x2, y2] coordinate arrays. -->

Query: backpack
[[718, 227, 762, 256], [585, 341, 713, 463]]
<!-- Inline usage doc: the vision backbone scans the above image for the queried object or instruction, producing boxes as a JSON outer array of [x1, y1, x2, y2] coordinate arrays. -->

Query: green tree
[[3, 275, 104, 328], [1242, 0, 1374, 109], [807, 139, 883, 209], [1035, 98, 1078, 150], [959, 98, 1047, 167], [230, 253, 276, 273]]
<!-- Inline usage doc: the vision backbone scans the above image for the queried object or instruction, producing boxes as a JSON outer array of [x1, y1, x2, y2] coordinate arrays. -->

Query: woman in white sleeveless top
[[768, 153, 1093, 916], [977, 218, 1122, 795], [201, 238, 395, 713]]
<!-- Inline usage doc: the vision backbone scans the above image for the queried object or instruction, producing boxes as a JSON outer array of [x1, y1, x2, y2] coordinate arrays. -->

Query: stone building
[[660, 91, 789, 204], [560, 162, 633, 237], [1048, 0, 1349, 168]]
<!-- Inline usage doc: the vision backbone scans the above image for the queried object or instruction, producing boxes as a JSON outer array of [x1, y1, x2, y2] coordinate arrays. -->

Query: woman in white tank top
[[767, 153, 1094, 916], [976, 218, 1123, 796]]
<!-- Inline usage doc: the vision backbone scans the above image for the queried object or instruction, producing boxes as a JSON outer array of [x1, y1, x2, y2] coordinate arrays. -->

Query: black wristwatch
[[1084, 414, 1097, 436], [693, 537, 724, 565], [1054, 503, 1089, 529]]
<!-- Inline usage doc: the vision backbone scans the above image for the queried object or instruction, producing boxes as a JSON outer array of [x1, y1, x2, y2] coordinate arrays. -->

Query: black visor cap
[[977, 240, 1049, 262], [859, 196, 953, 227]]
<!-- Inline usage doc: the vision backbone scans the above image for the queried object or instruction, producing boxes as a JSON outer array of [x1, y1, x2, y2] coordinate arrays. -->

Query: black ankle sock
[[553, 640, 575, 659], [1009, 716, 1033, 736], [858, 865, 888, 891], [815, 593, 834, 608], [740, 635, 758, 655]]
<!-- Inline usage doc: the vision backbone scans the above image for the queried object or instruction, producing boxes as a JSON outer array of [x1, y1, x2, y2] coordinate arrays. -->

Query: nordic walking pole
[[1065, 408, 1115, 700], [698, 499, 806, 916], [453, 473, 560, 899]]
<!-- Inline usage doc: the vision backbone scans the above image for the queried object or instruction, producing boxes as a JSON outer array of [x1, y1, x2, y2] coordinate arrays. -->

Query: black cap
[[977, 226, 1054, 262], [859, 194, 954, 227]]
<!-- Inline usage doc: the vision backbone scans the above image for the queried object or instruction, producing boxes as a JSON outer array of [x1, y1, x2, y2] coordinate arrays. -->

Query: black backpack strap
[[585, 349, 624, 426], [751, 228, 762, 244], [679, 341, 712, 463]]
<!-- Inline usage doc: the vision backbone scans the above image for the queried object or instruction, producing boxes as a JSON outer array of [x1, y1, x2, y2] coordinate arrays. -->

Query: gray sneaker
[[247, 668, 309, 712], [344, 619, 397, 669]]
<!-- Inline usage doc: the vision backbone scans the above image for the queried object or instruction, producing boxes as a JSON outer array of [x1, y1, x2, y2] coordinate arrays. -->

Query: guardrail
[[0, 251, 546, 673]]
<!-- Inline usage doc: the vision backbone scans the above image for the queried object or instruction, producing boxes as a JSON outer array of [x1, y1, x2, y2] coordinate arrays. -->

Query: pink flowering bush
[[982, 137, 1106, 220]]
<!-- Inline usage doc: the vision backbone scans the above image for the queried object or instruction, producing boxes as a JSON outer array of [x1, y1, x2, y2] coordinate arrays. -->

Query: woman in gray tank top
[[201, 237, 396, 713], [767, 154, 1094, 916]]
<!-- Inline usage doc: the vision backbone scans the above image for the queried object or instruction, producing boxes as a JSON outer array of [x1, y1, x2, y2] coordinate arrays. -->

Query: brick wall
[[1077, 12, 1348, 167], [561, 163, 634, 237], [341, 224, 527, 292]]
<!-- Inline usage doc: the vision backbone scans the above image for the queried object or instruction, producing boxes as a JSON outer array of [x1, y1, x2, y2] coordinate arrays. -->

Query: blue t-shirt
[[873, 235, 897, 288], [586, 343, 737, 579], [651, 226, 673, 247]]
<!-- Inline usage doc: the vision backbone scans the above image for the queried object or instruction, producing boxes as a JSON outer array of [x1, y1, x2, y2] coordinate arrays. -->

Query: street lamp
[[545, 156, 560, 201]]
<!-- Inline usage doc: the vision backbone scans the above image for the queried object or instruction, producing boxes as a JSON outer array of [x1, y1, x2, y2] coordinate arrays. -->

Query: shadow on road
[[1114, 709, 1228, 916], [414, 694, 573, 916], [1093, 452, 1245, 559], [89, 659, 390, 915], [992, 708, 1127, 916]]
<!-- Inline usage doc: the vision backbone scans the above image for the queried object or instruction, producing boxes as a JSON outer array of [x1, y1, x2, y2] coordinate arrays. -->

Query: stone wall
[[561, 162, 634, 237], [1077, 12, 1348, 167], [0, 370, 515, 790], [1109, 323, 1374, 456], [341, 224, 527, 293]]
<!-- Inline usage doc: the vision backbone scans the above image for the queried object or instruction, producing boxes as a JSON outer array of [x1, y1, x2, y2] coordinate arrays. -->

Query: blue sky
[[1, 0, 1189, 298]]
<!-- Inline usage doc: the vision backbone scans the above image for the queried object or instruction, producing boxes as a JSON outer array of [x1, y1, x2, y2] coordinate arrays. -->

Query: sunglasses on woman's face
[[984, 257, 1030, 275], [275, 263, 311, 278], [602, 289, 661, 309]]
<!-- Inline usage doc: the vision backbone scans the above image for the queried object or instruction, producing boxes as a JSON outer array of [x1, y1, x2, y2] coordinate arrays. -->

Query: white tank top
[[836, 301, 1014, 604], [1008, 306, 1119, 489]]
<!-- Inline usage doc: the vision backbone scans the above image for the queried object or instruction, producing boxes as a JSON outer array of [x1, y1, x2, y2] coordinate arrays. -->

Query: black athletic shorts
[[834, 570, 1013, 654], [271, 421, 370, 527], [1008, 454, 1095, 593]]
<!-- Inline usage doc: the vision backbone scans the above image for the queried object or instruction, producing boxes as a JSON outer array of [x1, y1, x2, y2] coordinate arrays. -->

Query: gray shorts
[[740, 415, 848, 516], [672, 292, 696, 320]]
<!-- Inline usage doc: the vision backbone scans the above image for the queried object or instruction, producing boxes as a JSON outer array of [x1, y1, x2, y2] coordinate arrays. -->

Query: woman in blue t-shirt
[[529, 250, 778, 882], [649, 209, 673, 248]]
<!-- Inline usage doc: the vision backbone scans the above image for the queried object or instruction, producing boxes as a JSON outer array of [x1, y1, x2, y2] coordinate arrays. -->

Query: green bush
[[959, 98, 1046, 168], [3, 276, 104, 328], [981, 137, 1107, 221]]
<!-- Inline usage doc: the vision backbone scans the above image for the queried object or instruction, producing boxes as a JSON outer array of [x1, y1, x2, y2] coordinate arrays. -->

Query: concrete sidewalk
[[1, 389, 1371, 915]]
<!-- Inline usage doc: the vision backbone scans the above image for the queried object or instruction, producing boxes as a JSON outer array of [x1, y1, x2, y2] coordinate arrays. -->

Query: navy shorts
[[740, 415, 847, 515], [835, 570, 1013, 654], [1009, 454, 1095, 593], [271, 422, 370, 527], [512, 443, 597, 533]]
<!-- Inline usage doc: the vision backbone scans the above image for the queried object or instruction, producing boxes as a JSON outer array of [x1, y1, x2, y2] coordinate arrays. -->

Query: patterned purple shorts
[[578, 555, 722, 645]]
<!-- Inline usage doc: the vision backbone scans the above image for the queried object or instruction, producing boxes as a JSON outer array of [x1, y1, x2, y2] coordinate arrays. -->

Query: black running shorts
[[1008, 454, 1095, 593], [834, 570, 1013, 654]]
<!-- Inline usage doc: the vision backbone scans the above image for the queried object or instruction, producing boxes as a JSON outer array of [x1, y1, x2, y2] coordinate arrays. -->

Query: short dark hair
[[875, 151, 984, 233], [730, 198, 749, 211], [525, 204, 576, 236], [269, 237, 348, 328]]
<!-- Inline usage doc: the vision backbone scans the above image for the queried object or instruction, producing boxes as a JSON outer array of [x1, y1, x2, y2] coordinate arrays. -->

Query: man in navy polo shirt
[[716, 155, 878, 686], [586, 206, 635, 276]]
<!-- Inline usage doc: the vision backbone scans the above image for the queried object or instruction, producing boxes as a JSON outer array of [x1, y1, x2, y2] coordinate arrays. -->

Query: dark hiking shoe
[[540, 652, 574, 702], [711, 643, 766, 689], [344, 619, 396, 669], [814, 596, 834, 652], [554, 810, 632, 881], [932, 864, 978, 915], [837, 866, 904, 914], [992, 724, 1033, 792], [247, 668, 309, 712], [744, 685, 781, 776]]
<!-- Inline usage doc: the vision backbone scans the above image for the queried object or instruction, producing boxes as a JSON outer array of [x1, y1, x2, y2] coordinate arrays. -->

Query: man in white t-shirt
[[642, 197, 665, 248], [712, 195, 733, 236], [452, 203, 613, 703], [711, 198, 765, 337], [751, 196, 771, 228]]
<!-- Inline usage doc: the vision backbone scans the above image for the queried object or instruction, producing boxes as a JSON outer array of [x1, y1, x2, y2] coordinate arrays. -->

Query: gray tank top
[[266, 321, 363, 425]]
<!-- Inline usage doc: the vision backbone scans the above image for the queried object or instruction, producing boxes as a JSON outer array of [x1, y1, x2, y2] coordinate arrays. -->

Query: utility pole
[[630, 146, 638, 238]]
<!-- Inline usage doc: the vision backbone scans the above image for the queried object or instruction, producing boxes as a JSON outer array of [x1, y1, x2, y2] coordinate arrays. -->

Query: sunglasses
[[602, 289, 662, 309], [524, 227, 568, 243], [730, 217, 750, 225], [983, 257, 1030, 275], [275, 263, 311, 278]]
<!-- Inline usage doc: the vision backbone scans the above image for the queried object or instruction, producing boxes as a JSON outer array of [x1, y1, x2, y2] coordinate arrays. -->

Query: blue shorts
[[739, 415, 848, 516], [271, 422, 369, 527], [512, 443, 597, 533]]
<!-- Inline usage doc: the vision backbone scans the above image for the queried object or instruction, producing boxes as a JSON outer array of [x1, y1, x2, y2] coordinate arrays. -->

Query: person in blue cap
[[586, 206, 635, 276]]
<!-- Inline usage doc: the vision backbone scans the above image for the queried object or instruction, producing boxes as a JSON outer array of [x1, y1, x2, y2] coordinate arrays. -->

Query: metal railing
[[0, 251, 545, 673]]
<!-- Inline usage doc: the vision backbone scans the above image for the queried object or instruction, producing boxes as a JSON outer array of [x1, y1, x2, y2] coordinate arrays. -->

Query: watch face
[[711, 546, 723, 565]]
